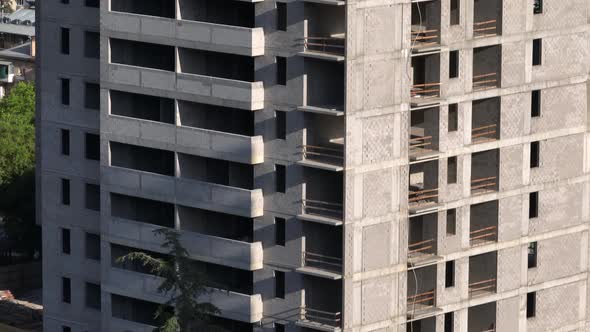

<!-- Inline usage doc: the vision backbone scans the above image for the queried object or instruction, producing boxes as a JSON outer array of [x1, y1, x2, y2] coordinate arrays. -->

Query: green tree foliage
[[0, 82, 39, 259], [0, 82, 35, 186], [118, 228, 221, 332]]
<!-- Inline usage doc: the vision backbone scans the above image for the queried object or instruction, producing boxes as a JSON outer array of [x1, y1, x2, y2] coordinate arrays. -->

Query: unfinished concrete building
[[36, 0, 590, 331]]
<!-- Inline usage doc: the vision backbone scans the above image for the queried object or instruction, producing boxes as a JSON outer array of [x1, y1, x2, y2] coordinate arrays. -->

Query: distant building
[[0, 1, 33, 97]]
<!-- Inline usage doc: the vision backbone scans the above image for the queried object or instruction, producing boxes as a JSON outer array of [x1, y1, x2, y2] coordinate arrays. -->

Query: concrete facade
[[36, 0, 590, 331]]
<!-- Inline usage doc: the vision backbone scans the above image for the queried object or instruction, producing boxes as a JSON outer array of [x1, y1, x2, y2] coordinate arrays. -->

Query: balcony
[[411, 0, 441, 52], [107, 0, 263, 56], [472, 97, 500, 144], [298, 113, 344, 171], [407, 317, 436, 332], [298, 168, 343, 226], [408, 213, 442, 266], [298, 277, 342, 331], [411, 53, 441, 108], [110, 317, 157, 332], [298, 58, 345, 116], [473, 45, 502, 91], [471, 149, 499, 195], [297, 223, 343, 280], [409, 159, 439, 215], [300, 2, 346, 61], [104, 216, 263, 270], [468, 252, 497, 298], [103, 165, 263, 218], [473, 0, 502, 38], [410, 107, 440, 161], [407, 265, 440, 318], [470, 201, 498, 247], [468, 303, 496, 332], [104, 115, 264, 165], [104, 267, 263, 323]]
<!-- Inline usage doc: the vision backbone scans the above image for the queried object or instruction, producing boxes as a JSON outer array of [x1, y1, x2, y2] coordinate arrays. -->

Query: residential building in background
[[37, 0, 590, 331]]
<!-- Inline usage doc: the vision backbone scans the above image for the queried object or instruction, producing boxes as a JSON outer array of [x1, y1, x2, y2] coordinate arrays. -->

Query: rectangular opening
[[85, 282, 101, 310], [446, 209, 457, 235], [528, 242, 538, 268], [276, 57, 287, 86], [530, 141, 540, 168], [450, 0, 460, 25], [534, 0, 542, 14], [275, 323, 285, 332], [449, 50, 459, 78], [61, 178, 70, 205], [531, 90, 541, 117], [529, 192, 539, 218], [275, 217, 286, 246], [448, 104, 458, 132], [276, 111, 286, 140], [277, 2, 287, 31], [61, 78, 70, 106], [62, 327, 71, 332], [445, 260, 455, 288], [444, 312, 454, 332], [85, 183, 100, 211], [85, 232, 101, 260], [60, 27, 70, 55], [62, 228, 71, 254], [85, 0, 99, 7], [62, 277, 71, 303], [447, 157, 457, 184], [526, 292, 536, 317], [61, 129, 70, 156], [275, 164, 286, 193], [275, 270, 285, 298], [85, 133, 100, 161], [85, 83, 100, 110], [84, 31, 100, 59], [533, 39, 542, 66]]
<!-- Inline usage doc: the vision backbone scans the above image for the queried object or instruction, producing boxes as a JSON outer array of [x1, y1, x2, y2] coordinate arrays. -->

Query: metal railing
[[303, 251, 343, 273], [301, 307, 342, 328], [472, 124, 497, 141], [471, 176, 497, 193], [302, 37, 345, 56], [408, 238, 436, 255], [409, 188, 439, 204], [473, 20, 498, 38], [301, 145, 344, 166], [407, 289, 436, 308], [411, 82, 441, 99], [302, 199, 343, 220], [473, 72, 499, 91], [411, 29, 440, 48], [409, 135, 434, 154], [469, 278, 497, 296], [470, 226, 498, 245]]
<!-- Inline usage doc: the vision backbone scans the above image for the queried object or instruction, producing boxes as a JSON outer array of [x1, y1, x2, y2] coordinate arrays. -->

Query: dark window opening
[[85, 282, 101, 310], [61, 78, 70, 106], [448, 104, 458, 132], [275, 323, 285, 332], [526, 292, 536, 317], [85, 183, 101, 211], [62, 327, 71, 332], [529, 192, 539, 219], [276, 57, 287, 86], [534, 0, 543, 14], [85, 82, 100, 110], [275, 217, 286, 246], [277, 2, 287, 31], [62, 228, 71, 254], [61, 178, 70, 205], [447, 157, 457, 184], [275, 164, 286, 193], [445, 260, 455, 287], [85, 232, 101, 260], [60, 27, 70, 54], [85, 0, 99, 8], [533, 39, 542, 66], [446, 209, 457, 235], [528, 242, 538, 268], [62, 277, 71, 303], [449, 50, 459, 78], [84, 31, 100, 58], [276, 111, 286, 140], [85, 133, 100, 161], [275, 270, 285, 298], [445, 312, 454, 332], [61, 129, 70, 156], [450, 0, 460, 25], [530, 141, 540, 168], [531, 90, 541, 117]]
